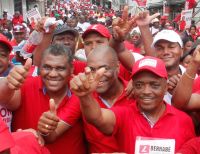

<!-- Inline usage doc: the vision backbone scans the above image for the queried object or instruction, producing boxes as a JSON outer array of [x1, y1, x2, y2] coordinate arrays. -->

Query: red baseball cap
[[161, 16, 167, 20], [0, 119, 15, 152], [13, 24, 26, 33], [131, 56, 168, 79], [0, 33, 12, 52], [82, 24, 111, 39]]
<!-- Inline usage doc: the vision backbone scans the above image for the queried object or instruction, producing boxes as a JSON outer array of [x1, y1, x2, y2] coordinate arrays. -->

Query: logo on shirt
[[139, 145, 150, 153]]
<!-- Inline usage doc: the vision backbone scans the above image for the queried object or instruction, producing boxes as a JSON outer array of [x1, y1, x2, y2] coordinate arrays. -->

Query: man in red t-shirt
[[37, 45, 134, 153], [12, 11, 23, 26], [0, 44, 87, 154], [70, 56, 195, 153]]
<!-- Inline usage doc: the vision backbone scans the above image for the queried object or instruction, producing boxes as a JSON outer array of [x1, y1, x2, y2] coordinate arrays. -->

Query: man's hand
[[34, 17, 57, 34], [17, 128, 45, 146], [6, 58, 32, 90], [167, 74, 182, 94], [37, 99, 59, 135], [70, 67, 105, 97], [135, 10, 160, 27], [112, 6, 136, 42]]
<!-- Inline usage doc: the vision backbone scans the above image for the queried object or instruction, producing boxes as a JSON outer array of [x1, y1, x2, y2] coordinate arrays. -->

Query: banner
[[26, 8, 41, 23], [181, 9, 193, 28]]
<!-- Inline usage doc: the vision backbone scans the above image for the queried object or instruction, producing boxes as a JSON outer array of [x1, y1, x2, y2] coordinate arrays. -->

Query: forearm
[[139, 25, 155, 56], [0, 78, 15, 107], [79, 94, 103, 126], [172, 61, 198, 109], [33, 33, 52, 66], [109, 38, 134, 71]]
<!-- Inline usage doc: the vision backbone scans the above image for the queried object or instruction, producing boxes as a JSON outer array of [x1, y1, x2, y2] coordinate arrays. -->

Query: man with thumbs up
[[37, 45, 134, 153], [0, 44, 87, 154]]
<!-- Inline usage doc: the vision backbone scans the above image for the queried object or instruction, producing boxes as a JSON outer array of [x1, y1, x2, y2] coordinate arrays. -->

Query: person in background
[[12, 11, 23, 26], [150, 18, 160, 35], [188, 25, 198, 41], [11, 24, 27, 46]]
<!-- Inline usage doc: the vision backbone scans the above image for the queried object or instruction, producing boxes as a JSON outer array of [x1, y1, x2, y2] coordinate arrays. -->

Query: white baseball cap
[[152, 30, 183, 48], [3, 9, 8, 13]]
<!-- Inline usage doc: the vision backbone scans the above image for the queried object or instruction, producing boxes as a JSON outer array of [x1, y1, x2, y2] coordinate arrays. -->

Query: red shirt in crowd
[[12, 16, 23, 26], [192, 76, 200, 93], [59, 78, 133, 153], [12, 76, 87, 154], [112, 102, 195, 153]]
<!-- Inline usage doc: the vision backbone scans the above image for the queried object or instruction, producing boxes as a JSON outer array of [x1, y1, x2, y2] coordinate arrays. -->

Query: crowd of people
[[1, 0, 200, 154]]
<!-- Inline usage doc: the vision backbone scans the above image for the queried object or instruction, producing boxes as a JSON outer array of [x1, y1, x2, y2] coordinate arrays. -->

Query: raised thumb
[[49, 98, 56, 115], [24, 58, 32, 71]]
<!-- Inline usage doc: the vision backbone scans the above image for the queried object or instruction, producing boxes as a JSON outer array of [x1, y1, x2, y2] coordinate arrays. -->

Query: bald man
[[37, 45, 133, 153]]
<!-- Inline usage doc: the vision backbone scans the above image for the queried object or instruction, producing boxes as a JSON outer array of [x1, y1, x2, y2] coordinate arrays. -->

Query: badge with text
[[135, 136, 175, 154]]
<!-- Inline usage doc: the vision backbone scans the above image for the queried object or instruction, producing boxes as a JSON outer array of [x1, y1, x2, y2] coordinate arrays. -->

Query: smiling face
[[40, 54, 72, 93], [132, 71, 167, 113], [154, 40, 182, 70], [87, 46, 119, 94]]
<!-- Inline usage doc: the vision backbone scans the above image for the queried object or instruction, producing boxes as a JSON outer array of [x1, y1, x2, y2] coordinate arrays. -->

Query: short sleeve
[[57, 95, 81, 126], [111, 106, 130, 136]]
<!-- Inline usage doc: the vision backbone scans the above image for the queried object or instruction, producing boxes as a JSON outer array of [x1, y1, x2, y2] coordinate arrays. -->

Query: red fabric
[[10, 39, 18, 46], [59, 78, 133, 153], [112, 103, 195, 153], [124, 41, 141, 53], [186, 0, 197, 9], [192, 76, 200, 93], [119, 64, 132, 81], [12, 16, 23, 26], [179, 20, 186, 31], [11, 132, 50, 154], [73, 60, 86, 75], [177, 137, 200, 154], [0, 118, 15, 151], [173, 14, 181, 22], [12, 77, 87, 154]]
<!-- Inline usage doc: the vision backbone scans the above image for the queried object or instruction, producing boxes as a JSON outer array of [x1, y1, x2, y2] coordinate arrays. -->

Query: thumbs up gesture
[[6, 58, 32, 90], [37, 99, 59, 136], [70, 67, 106, 97]]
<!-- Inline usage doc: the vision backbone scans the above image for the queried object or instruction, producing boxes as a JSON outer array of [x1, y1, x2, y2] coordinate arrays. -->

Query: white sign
[[135, 136, 175, 154], [26, 8, 41, 23], [181, 9, 193, 29]]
